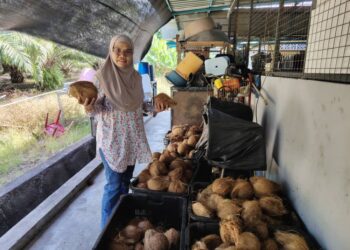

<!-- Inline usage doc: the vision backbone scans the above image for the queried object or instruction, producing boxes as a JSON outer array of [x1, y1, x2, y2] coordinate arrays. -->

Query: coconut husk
[[137, 219, 154, 233], [69, 81, 98, 104], [138, 169, 152, 183], [231, 179, 254, 200], [201, 234, 222, 250], [136, 182, 147, 189], [192, 202, 214, 218], [168, 167, 184, 182], [261, 215, 284, 227], [169, 134, 184, 143], [168, 180, 187, 193], [206, 193, 224, 211], [262, 238, 279, 250], [182, 169, 193, 183], [149, 161, 168, 176], [119, 225, 143, 245], [187, 135, 200, 147], [216, 199, 242, 220], [177, 142, 191, 156], [169, 159, 187, 170], [167, 143, 178, 153], [249, 176, 281, 197], [219, 218, 243, 245], [191, 241, 208, 250], [147, 176, 170, 191], [164, 228, 180, 250], [212, 177, 234, 197], [152, 152, 161, 160], [183, 159, 193, 170], [159, 150, 176, 164], [274, 231, 309, 250], [196, 185, 214, 206], [214, 243, 236, 250], [187, 150, 195, 159], [135, 243, 144, 250], [246, 221, 269, 240], [144, 229, 169, 250], [259, 196, 288, 217], [236, 232, 260, 250], [241, 200, 262, 227]]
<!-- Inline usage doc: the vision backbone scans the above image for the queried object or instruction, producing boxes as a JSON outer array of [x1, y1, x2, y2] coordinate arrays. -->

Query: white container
[[205, 56, 230, 76]]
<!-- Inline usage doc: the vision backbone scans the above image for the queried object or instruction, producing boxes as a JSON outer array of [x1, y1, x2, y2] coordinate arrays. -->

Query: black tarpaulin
[[0, 0, 172, 60]]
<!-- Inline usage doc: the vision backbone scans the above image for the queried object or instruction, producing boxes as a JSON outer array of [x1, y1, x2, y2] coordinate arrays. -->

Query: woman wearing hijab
[[82, 35, 169, 228]]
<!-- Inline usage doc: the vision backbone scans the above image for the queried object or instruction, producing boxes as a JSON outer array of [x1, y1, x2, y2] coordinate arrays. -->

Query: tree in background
[[144, 32, 177, 77]]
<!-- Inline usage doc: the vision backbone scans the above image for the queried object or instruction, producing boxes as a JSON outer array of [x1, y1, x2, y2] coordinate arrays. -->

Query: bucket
[[165, 70, 187, 87], [176, 52, 203, 80], [138, 62, 149, 75]]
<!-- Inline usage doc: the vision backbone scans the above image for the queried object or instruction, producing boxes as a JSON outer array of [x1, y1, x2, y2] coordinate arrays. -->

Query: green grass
[[0, 120, 91, 186]]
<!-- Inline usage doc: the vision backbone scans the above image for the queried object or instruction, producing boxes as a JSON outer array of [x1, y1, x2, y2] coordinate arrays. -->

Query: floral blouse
[[88, 80, 152, 173]]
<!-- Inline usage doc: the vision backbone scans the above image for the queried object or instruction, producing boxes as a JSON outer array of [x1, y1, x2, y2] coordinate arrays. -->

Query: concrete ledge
[[0, 158, 102, 250]]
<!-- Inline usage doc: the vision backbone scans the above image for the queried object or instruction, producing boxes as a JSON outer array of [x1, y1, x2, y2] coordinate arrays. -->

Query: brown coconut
[[274, 231, 309, 250], [259, 196, 288, 217], [187, 150, 195, 159], [247, 221, 269, 240], [196, 185, 214, 206], [191, 241, 208, 250], [182, 169, 193, 183], [206, 193, 224, 211], [216, 199, 242, 220], [249, 176, 281, 197], [236, 232, 261, 250], [262, 238, 279, 250], [201, 234, 222, 250], [137, 219, 154, 233], [241, 200, 263, 227], [192, 202, 214, 218], [214, 243, 236, 250], [183, 159, 193, 170], [171, 126, 186, 137], [169, 158, 186, 170], [230, 179, 254, 200], [219, 218, 243, 245], [164, 228, 180, 250], [135, 243, 144, 250], [168, 167, 184, 182], [144, 229, 169, 250], [119, 225, 142, 244], [212, 177, 234, 197], [177, 142, 191, 156], [261, 215, 284, 227], [169, 134, 184, 143], [168, 180, 187, 193], [149, 161, 168, 177], [159, 150, 175, 164], [138, 169, 152, 183], [147, 177, 170, 191], [167, 143, 178, 153], [152, 152, 161, 160], [187, 135, 199, 147], [136, 182, 147, 189]]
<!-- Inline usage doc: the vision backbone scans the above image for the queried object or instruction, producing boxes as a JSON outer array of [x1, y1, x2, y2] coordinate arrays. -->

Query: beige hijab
[[96, 35, 143, 112]]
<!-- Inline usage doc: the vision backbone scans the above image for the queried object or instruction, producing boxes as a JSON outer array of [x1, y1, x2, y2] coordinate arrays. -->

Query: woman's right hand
[[80, 97, 96, 113]]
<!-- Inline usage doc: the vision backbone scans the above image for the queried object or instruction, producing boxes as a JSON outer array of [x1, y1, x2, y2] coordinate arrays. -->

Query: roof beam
[[172, 5, 230, 16]]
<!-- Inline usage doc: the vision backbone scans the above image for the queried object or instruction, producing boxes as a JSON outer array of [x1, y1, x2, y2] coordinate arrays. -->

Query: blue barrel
[[138, 62, 150, 75]]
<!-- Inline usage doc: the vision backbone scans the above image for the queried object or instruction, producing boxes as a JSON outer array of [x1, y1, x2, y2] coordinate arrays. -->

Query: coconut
[[262, 239, 278, 250], [236, 232, 260, 250], [201, 234, 222, 250], [230, 179, 254, 200], [138, 169, 152, 183], [259, 196, 288, 217], [136, 182, 147, 189], [169, 134, 184, 143], [168, 167, 184, 182], [183, 159, 193, 169], [241, 200, 262, 227], [192, 202, 214, 218], [137, 219, 154, 233], [249, 176, 281, 197], [172, 126, 186, 137], [119, 225, 142, 244], [188, 150, 195, 159], [246, 221, 269, 240], [212, 177, 234, 197], [191, 241, 208, 250], [144, 229, 169, 250], [182, 169, 193, 183], [159, 150, 175, 164], [152, 152, 161, 160], [135, 243, 144, 250], [149, 161, 168, 176], [169, 159, 186, 170], [274, 231, 309, 250], [167, 143, 178, 153], [261, 215, 284, 227], [214, 243, 236, 250], [168, 180, 187, 193], [147, 177, 170, 191], [216, 199, 242, 220], [177, 142, 191, 156], [206, 193, 224, 211], [196, 185, 214, 206], [187, 135, 199, 147], [164, 228, 180, 250], [219, 218, 242, 245]]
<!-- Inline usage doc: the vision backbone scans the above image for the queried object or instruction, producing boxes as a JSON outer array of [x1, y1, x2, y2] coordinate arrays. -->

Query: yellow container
[[214, 78, 223, 89], [176, 52, 203, 80]]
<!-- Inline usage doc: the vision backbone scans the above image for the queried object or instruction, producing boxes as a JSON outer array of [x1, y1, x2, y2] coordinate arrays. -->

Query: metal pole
[[245, 0, 254, 67], [273, 0, 284, 71], [233, 0, 240, 58]]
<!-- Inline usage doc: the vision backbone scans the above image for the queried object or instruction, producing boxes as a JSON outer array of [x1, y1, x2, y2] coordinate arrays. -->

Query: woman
[[82, 35, 169, 228]]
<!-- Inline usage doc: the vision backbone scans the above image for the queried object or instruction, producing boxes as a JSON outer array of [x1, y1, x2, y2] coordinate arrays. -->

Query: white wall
[[255, 76, 350, 250]]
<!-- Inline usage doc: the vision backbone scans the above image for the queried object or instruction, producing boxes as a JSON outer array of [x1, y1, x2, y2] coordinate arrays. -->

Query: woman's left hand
[[154, 98, 169, 112]]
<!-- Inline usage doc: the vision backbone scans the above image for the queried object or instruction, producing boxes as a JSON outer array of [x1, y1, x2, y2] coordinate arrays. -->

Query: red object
[[44, 110, 65, 137]]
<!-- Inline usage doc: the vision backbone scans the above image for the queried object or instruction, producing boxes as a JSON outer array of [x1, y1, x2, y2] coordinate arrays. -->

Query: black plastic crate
[[130, 178, 189, 197], [93, 193, 187, 250], [190, 159, 213, 184], [186, 222, 219, 249]]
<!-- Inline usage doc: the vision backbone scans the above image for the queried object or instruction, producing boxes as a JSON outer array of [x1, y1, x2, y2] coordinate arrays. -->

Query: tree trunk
[[9, 66, 24, 83]]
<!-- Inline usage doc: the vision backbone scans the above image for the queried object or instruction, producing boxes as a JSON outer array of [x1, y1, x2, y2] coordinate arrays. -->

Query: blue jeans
[[99, 149, 135, 229]]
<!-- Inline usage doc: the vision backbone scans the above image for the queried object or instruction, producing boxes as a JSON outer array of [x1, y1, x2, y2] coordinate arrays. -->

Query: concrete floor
[[26, 111, 171, 250]]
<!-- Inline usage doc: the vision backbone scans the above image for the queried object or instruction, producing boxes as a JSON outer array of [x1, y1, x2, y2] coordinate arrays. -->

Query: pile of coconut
[[191, 176, 310, 250], [165, 124, 202, 159], [108, 217, 180, 250]]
